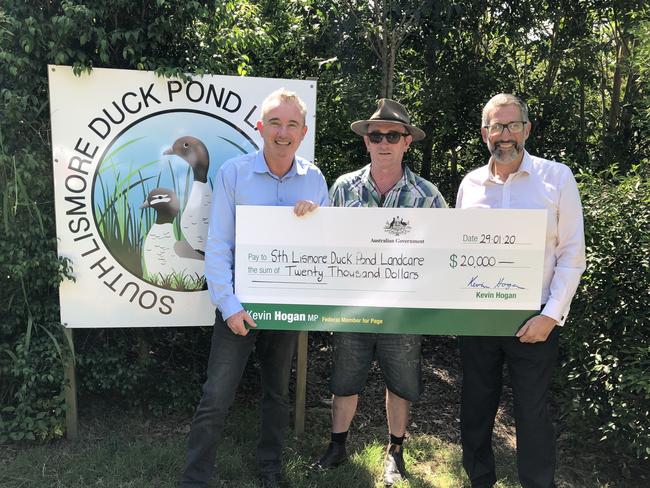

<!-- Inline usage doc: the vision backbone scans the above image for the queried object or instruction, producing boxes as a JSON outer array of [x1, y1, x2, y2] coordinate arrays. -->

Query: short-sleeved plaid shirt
[[329, 164, 447, 208]]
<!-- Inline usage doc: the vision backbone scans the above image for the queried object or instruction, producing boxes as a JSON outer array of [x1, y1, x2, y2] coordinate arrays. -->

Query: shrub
[[0, 333, 66, 442], [558, 163, 650, 459], [0, 115, 73, 444], [75, 327, 211, 415]]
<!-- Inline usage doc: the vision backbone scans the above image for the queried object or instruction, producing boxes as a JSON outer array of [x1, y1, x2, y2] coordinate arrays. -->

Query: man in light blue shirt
[[180, 89, 328, 488]]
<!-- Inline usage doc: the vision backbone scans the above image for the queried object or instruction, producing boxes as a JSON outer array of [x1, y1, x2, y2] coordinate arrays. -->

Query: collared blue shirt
[[205, 150, 329, 319]]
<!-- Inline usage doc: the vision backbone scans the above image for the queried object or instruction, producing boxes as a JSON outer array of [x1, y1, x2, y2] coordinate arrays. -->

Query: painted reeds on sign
[[93, 138, 207, 291]]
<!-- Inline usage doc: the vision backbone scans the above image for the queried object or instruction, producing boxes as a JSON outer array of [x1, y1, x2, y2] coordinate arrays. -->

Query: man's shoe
[[258, 471, 289, 488], [316, 441, 347, 469], [383, 444, 407, 486]]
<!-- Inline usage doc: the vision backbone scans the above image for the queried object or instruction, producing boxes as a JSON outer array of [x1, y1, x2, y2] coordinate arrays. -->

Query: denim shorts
[[329, 332, 423, 402]]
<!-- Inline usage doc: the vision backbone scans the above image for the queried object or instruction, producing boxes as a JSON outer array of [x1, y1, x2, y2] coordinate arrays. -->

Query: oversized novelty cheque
[[236, 206, 547, 335]]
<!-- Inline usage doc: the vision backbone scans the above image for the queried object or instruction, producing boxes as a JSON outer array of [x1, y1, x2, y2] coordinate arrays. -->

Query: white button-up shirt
[[456, 151, 586, 324]]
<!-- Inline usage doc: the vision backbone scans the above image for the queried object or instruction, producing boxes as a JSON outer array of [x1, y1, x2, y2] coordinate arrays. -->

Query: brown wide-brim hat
[[350, 98, 426, 141]]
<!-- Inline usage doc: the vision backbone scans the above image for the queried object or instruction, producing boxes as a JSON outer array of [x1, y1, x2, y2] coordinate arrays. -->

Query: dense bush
[[75, 328, 211, 415], [0, 6, 73, 441], [558, 163, 650, 459], [0, 334, 66, 442]]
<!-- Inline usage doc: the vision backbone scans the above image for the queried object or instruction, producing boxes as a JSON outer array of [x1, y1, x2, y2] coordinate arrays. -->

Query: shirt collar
[[399, 165, 416, 189], [484, 150, 532, 183], [519, 150, 533, 174], [362, 163, 410, 192], [358, 164, 373, 187], [253, 150, 306, 177]]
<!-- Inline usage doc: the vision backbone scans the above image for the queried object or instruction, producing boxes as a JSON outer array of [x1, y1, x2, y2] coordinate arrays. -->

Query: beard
[[489, 140, 524, 165]]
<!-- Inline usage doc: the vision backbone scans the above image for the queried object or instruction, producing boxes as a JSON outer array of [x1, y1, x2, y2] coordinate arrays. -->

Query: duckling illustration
[[140, 188, 205, 282], [163, 136, 212, 253]]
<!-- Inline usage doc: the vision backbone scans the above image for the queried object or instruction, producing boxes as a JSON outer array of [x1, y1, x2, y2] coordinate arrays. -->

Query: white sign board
[[48, 65, 316, 327]]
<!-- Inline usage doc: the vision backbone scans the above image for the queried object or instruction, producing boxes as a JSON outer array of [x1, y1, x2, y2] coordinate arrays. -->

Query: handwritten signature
[[467, 276, 525, 290], [467, 275, 489, 288]]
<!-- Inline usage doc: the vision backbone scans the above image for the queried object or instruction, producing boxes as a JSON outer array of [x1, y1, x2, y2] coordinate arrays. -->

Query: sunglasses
[[367, 131, 410, 144]]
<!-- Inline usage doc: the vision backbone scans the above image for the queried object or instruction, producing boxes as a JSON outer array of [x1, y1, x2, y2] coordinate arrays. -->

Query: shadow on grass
[[285, 408, 377, 487], [1, 400, 640, 488]]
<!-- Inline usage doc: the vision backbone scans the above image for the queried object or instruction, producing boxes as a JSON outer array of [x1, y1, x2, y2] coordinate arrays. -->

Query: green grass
[[145, 269, 206, 291], [0, 406, 461, 488], [1, 403, 636, 488]]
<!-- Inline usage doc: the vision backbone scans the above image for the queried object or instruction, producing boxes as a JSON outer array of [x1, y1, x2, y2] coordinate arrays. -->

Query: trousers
[[180, 313, 298, 487], [459, 328, 560, 488]]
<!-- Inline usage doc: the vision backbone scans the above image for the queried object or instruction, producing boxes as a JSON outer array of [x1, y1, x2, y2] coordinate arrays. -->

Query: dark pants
[[459, 328, 560, 488], [180, 313, 298, 487]]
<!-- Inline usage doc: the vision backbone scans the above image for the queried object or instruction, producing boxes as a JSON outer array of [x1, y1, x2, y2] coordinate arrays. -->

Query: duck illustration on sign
[[140, 188, 205, 285], [91, 110, 258, 292], [163, 136, 212, 253]]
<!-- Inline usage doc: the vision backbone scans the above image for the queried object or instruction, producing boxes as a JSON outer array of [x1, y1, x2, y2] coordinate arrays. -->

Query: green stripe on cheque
[[244, 303, 537, 336]]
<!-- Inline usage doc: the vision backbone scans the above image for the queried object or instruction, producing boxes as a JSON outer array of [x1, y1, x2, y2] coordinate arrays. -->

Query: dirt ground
[[299, 333, 514, 445], [288, 333, 648, 487]]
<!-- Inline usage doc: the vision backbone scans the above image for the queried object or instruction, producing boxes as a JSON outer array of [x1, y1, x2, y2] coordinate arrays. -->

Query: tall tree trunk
[[578, 77, 587, 164], [449, 146, 458, 196], [386, 38, 395, 98], [361, 0, 423, 99], [421, 125, 433, 180], [538, 15, 563, 144], [380, 0, 390, 98], [618, 39, 639, 171], [608, 41, 625, 136]]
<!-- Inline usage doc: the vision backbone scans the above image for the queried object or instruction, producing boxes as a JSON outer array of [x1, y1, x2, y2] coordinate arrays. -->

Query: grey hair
[[260, 88, 307, 123], [481, 94, 529, 126]]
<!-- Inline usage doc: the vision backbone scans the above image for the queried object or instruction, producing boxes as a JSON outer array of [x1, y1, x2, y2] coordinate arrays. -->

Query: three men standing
[[456, 94, 586, 488], [180, 90, 584, 488], [316, 99, 447, 486]]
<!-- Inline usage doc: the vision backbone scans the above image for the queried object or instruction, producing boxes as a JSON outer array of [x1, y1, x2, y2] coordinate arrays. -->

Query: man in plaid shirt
[[317, 99, 447, 487]]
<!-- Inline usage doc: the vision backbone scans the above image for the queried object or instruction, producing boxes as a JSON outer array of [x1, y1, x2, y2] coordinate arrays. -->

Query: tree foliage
[[562, 165, 650, 459], [0, 0, 648, 461]]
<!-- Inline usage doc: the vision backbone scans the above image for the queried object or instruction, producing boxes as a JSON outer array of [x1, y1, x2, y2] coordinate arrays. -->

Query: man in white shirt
[[455, 94, 586, 488]]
